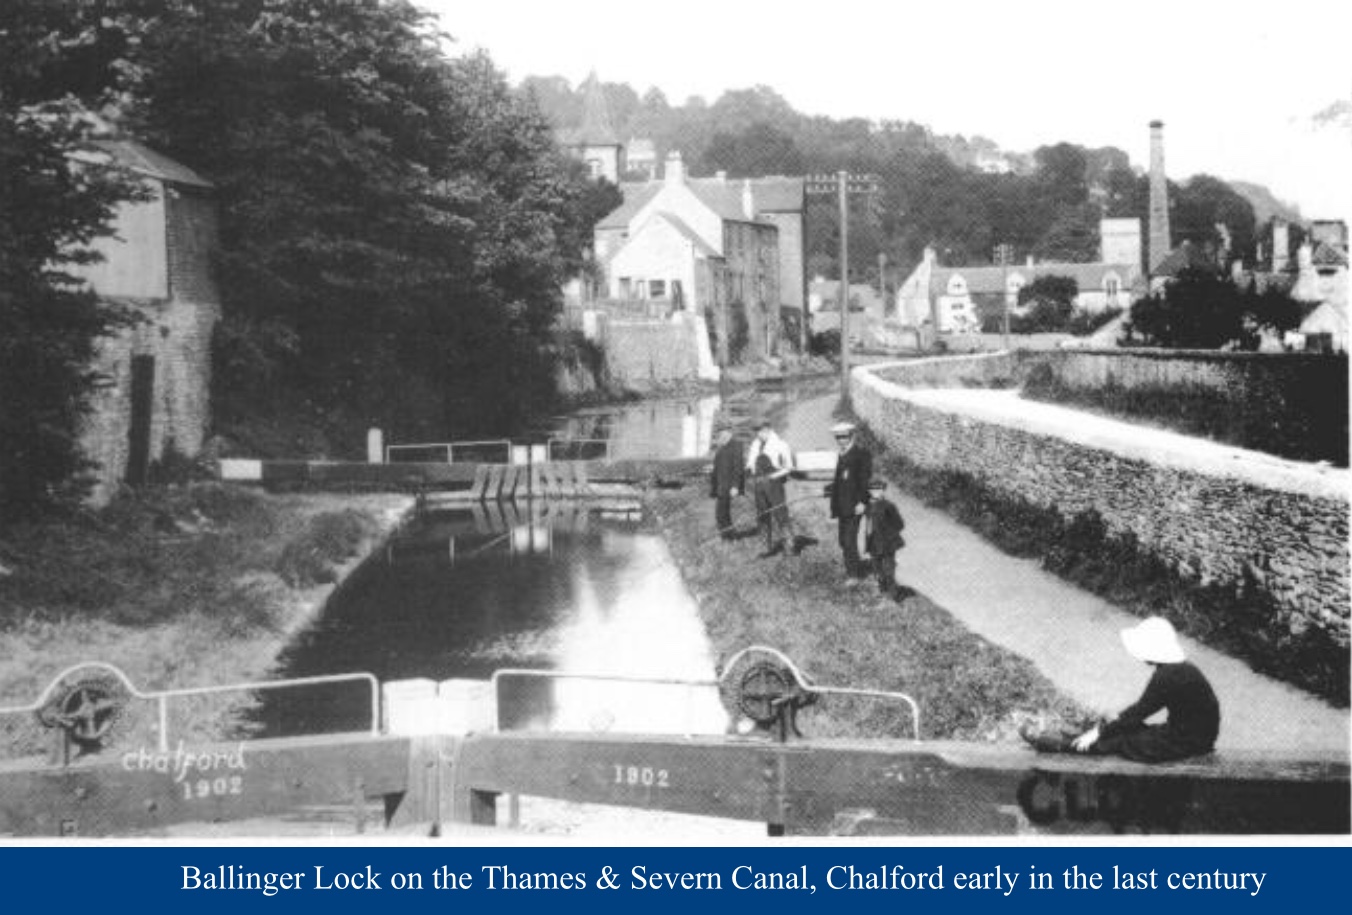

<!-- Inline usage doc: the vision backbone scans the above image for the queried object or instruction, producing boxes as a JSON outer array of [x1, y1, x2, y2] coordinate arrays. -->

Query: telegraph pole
[[878, 251, 888, 318], [806, 171, 878, 404], [995, 242, 1013, 351], [837, 170, 850, 394]]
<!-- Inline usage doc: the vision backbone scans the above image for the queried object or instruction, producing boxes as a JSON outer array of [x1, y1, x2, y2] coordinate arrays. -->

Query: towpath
[[783, 392, 1349, 754]]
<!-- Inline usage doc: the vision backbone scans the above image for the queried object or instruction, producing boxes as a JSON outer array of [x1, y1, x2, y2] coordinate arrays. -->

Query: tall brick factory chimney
[[1147, 120, 1171, 273]]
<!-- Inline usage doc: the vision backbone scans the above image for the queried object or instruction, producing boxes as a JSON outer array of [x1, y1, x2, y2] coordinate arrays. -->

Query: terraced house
[[593, 151, 804, 363]]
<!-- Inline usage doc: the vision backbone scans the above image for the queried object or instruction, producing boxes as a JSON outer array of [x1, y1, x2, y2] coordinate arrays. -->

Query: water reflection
[[262, 506, 727, 738], [537, 376, 836, 460], [539, 536, 727, 736], [258, 378, 839, 739]]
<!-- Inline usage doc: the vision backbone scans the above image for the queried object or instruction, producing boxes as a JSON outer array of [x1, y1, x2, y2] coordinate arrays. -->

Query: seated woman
[[1024, 616, 1220, 763]]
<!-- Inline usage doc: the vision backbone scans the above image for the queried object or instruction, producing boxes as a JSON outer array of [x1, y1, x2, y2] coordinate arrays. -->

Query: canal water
[[256, 377, 838, 743]]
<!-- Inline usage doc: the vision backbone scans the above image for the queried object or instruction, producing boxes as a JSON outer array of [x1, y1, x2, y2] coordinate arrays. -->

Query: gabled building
[[557, 72, 624, 183], [593, 153, 805, 361], [808, 278, 885, 330], [64, 139, 220, 504], [624, 138, 658, 181], [1149, 239, 1219, 290], [895, 219, 1146, 333], [1292, 235, 1348, 311]]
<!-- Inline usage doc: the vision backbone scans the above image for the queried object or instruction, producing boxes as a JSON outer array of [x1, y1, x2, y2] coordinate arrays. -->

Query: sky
[[421, 0, 1351, 221]]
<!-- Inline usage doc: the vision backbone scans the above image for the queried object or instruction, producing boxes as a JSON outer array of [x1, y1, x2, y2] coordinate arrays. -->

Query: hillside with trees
[[526, 76, 1273, 286]]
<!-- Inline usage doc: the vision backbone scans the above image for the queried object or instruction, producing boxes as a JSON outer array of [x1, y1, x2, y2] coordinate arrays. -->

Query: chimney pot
[[664, 151, 686, 185]]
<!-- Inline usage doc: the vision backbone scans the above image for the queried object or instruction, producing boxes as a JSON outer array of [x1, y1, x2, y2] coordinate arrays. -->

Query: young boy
[[864, 482, 906, 597]]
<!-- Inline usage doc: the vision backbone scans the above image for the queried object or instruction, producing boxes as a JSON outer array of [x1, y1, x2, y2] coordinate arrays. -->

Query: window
[[1104, 274, 1121, 302], [618, 277, 632, 298], [672, 280, 685, 308], [649, 279, 667, 299], [947, 275, 968, 296]]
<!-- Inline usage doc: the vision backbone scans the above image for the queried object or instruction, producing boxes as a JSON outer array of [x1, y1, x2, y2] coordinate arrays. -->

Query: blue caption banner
[[0, 845, 1349, 913]]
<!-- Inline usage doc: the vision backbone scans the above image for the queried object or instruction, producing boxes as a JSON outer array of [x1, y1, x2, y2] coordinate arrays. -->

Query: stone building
[[895, 219, 1146, 333], [594, 153, 804, 362], [624, 138, 658, 181], [65, 140, 220, 504], [557, 72, 625, 183]]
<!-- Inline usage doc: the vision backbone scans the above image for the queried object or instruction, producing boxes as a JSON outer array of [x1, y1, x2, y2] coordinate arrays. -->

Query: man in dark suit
[[827, 422, 872, 579], [710, 428, 745, 540]]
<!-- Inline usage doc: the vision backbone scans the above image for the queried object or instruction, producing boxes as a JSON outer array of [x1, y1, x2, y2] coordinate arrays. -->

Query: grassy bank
[[854, 426, 1349, 707], [647, 484, 1088, 742], [0, 484, 411, 759]]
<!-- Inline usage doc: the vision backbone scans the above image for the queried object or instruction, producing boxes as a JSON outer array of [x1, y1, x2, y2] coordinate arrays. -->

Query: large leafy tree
[[699, 121, 803, 178], [125, 1, 602, 443], [1124, 268, 1303, 350], [0, 0, 145, 517], [1172, 174, 1258, 262]]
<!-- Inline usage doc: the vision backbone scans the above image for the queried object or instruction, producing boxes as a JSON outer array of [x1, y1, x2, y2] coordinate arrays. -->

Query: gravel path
[[781, 392, 1349, 755]]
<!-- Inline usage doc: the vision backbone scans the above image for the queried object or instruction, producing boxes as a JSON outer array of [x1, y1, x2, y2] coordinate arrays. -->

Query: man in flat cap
[[826, 421, 872, 580]]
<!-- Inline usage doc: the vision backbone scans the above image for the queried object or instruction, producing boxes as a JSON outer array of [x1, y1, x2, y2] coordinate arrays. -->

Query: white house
[[594, 152, 803, 361], [895, 219, 1147, 333]]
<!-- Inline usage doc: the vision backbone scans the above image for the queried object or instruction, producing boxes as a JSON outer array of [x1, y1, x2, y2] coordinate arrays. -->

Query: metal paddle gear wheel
[[718, 645, 922, 743], [35, 667, 130, 756], [720, 646, 818, 739]]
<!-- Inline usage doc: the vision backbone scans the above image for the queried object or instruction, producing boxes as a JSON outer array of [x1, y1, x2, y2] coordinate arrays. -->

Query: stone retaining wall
[[597, 312, 718, 387], [852, 355, 1350, 643]]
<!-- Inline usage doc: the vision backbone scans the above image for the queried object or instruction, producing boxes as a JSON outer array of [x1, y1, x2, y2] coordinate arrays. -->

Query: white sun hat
[[1120, 616, 1186, 664]]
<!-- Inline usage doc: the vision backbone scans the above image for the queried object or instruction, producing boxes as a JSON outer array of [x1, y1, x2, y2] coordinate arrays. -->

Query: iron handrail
[[0, 661, 381, 752], [721, 645, 922, 741], [490, 645, 922, 741], [384, 439, 514, 464], [545, 437, 612, 461]]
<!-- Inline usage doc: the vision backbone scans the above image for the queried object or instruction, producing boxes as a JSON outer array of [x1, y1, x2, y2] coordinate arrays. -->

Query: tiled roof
[[1152, 241, 1216, 277], [596, 175, 804, 231], [1312, 241, 1349, 268], [93, 139, 213, 189], [647, 213, 721, 258], [732, 176, 805, 212], [596, 183, 661, 229]]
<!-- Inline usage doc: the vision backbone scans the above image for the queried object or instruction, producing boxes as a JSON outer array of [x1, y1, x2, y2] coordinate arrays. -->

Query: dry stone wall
[[852, 355, 1350, 643]]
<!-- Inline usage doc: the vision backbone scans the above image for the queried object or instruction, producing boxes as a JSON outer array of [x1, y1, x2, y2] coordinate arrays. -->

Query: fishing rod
[[692, 490, 833, 549]]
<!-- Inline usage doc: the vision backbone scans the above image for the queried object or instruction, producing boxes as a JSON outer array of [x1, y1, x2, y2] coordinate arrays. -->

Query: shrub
[[273, 510, 371, 588], [809, 329, 840, 358], [1066, 305, 1122, 336]]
